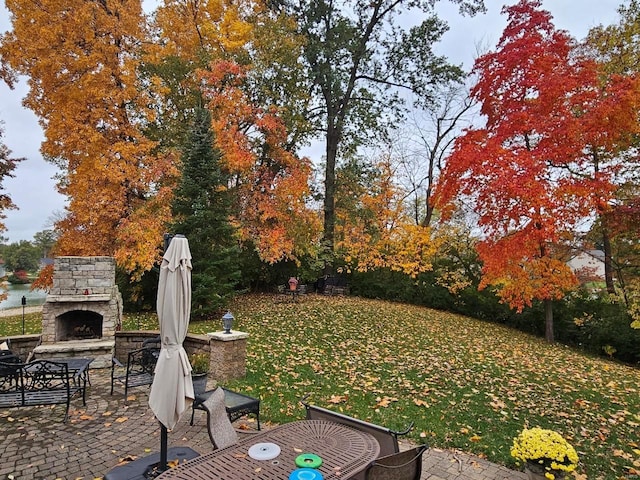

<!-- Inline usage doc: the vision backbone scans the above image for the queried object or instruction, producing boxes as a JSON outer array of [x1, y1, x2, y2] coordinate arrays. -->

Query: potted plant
[[189, 352, 210, 395], [511, 427, 579, 480]]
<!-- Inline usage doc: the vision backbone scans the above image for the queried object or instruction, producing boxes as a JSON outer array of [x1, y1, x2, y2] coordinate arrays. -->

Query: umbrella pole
[[160, 423, 168, 471]]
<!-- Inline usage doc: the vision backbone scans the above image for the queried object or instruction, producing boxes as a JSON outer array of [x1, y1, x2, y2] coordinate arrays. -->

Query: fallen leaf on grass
[[375, 396, 397, 408], [328, 395, 347, 404]]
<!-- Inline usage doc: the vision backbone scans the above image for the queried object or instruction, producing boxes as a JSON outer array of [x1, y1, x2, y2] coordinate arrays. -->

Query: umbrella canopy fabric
[[149, 235, 194, 430]]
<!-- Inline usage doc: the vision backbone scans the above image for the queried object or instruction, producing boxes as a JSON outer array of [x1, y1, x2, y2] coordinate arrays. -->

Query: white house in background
[[567, 249, 606, 282]]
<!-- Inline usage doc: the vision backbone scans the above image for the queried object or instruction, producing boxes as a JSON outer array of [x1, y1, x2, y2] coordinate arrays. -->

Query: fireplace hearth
[[35, 256, 123, 367]]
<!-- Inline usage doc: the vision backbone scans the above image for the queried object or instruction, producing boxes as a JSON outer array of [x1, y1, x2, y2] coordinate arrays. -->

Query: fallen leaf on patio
[[104, 422, 112, 427], [102, 411, 113, 417], [293, 448, 303, 453], [80, 415, 94, 421], [254, 467, 262, 473], [237, 424, 251, 430], [115, 417, 128, 423], [144, 448, 151, 453], [7, 417, 14, 422], [233, 453, 247, 458]]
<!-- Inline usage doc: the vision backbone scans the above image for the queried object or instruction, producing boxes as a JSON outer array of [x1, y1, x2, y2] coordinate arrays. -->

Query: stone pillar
[[207, 331, 249, 382]]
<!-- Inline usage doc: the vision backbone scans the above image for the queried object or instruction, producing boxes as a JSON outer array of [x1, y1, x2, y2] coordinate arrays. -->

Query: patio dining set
[[102, 339, 426, 480]]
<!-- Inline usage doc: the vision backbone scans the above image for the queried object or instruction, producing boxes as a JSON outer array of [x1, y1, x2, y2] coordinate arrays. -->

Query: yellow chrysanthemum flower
[[511, 427, 579, 478]]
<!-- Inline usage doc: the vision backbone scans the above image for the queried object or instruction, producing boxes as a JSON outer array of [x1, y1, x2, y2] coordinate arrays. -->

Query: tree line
[[0, 0, 639, 355]]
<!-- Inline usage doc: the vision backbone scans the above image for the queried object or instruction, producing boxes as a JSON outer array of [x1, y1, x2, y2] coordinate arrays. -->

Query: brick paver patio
[[0, 368, 526, 480]]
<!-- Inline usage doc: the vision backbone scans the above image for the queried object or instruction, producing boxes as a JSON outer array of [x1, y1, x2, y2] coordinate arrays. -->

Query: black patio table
[[28, 357, 93, 396]]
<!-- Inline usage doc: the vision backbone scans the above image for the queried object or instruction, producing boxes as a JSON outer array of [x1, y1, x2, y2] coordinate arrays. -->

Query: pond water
[[0, 283, 47, 310]]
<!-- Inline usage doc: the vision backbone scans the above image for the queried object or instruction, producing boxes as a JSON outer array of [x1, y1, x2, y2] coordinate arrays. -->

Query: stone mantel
[[46, 294, 113, 302]]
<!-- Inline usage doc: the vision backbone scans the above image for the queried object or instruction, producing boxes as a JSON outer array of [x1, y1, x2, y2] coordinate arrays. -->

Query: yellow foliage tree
[[336, 154, 438, 277]]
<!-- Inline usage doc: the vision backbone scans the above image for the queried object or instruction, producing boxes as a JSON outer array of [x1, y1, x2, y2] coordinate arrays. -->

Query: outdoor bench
[[0, 359, 85, 422]]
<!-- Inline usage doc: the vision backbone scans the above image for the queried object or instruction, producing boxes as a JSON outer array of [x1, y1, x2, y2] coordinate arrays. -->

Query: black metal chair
[[190, 387, 261, 430], [110, 346, 160, 397], [364, 445, 428, 480], [301, 394, 413, 457]]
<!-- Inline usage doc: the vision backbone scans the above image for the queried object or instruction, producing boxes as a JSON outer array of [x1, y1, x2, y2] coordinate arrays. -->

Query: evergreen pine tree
[[171, 108, 241, 318]]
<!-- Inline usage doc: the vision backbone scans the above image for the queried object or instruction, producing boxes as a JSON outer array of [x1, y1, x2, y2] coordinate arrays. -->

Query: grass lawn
[[3, 293, 639, 479]]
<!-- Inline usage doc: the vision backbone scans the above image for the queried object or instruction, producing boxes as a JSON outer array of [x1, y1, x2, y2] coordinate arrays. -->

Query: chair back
[[364, 445, 427, 480], [202, 387, 238, 450], [301, 397, 413, 457]]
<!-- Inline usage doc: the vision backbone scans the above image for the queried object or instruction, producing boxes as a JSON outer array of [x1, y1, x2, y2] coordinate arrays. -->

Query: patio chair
[[110, 346, 160, 397], [301, 394, 414, 457], [190, 386, 261, 430], [364, 445, 428, 480], [201, 386, 239, 450]]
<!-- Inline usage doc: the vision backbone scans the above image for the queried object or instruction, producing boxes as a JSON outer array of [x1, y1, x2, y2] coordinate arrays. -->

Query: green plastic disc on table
[[295, 453, 323, 469]]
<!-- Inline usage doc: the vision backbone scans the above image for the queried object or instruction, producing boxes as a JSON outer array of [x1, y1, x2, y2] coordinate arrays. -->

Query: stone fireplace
[[34, 256, 123, 367]]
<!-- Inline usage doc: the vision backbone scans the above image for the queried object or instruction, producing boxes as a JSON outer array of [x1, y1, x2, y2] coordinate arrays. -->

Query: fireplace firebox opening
[[56, 311, 103, 342]]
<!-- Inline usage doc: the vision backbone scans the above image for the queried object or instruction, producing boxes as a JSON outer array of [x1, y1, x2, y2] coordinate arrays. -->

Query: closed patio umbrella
[[149, 234, 194, 471]]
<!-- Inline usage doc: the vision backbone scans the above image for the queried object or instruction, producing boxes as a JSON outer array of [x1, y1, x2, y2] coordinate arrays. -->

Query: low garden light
[[222, 311, 234, 334]]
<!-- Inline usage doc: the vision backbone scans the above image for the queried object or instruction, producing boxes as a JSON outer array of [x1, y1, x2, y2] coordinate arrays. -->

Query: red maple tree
[[435, 0, 640, 342]]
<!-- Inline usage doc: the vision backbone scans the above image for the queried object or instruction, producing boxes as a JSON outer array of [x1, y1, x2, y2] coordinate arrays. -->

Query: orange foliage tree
[[200, 60, 320, 263], [435, 0, 640, 342], [1, 0, 179, 280], [335, 154, 438, 277]]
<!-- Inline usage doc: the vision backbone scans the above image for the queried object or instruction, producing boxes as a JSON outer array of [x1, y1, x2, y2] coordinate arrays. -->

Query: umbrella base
[[104, 447, 199, 480]]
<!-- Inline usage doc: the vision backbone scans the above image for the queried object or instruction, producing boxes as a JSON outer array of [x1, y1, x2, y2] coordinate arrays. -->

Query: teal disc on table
[[295, 453, 323, 469], [289, 468, 324, 480]]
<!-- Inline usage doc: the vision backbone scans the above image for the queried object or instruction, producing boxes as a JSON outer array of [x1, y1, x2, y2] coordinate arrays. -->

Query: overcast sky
[[0, 0, 623, 243]]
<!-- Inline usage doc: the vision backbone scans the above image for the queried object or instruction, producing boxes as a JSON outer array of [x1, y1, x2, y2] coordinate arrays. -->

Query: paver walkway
[[0, 368, 526, 480]]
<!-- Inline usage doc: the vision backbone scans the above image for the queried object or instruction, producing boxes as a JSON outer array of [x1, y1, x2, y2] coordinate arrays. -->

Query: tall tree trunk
[[544, 299, 554, 343], [601, 213, 616, 294], [322, 125, 339, 274]]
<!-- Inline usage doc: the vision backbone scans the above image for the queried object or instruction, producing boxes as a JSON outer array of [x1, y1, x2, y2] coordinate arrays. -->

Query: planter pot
[[192, 373, 208, 395], [525, 462, 564, 480], [525, 465, 546, 480]]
